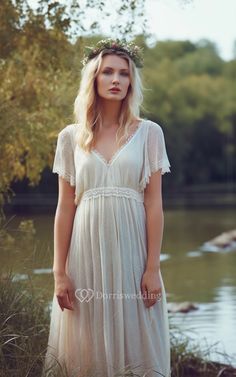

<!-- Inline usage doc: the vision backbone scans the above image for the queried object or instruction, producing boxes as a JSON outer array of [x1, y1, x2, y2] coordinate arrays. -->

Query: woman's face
[[96, 54, 131, 101]]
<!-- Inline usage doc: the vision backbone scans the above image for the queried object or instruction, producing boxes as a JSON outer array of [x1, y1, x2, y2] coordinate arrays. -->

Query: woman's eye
[[102, 71, 129, 76]]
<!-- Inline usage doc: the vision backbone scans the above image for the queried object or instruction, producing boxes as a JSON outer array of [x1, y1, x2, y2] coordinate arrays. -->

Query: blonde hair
[[73, 49, 144, 153]]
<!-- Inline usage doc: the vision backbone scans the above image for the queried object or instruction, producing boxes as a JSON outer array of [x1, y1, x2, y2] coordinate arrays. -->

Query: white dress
[[45, 119, 171, 377]]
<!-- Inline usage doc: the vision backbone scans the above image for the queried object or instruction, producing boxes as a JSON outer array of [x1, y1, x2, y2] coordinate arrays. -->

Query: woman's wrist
[[145, 264, 160, 273], [53, 268, 66, 277]]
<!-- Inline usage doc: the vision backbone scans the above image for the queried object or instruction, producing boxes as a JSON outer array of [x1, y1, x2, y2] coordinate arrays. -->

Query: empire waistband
[[79, 186, 144, 203]]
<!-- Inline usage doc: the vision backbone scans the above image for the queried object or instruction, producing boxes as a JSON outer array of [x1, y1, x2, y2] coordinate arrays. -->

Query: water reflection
[[169, 286, 236, 366]]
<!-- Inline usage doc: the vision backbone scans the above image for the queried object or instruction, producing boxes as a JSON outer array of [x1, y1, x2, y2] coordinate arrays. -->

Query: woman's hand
[[141, 269, 162, 308], [54, 272, 75, 311]]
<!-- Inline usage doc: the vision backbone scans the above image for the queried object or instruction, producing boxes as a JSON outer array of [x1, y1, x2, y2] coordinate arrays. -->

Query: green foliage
[[170, 324, 236, 376], [0, 0, 147, 204], [142, 39, 236, 186], [0, 274, 50, 376]]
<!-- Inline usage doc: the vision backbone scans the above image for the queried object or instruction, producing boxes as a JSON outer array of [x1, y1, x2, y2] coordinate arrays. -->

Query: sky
[[145, 0, 236, 61], [28, 0, 236, 61]]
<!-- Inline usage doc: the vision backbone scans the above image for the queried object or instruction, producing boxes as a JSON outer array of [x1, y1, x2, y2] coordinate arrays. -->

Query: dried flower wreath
[[81, 38, 144, 68]]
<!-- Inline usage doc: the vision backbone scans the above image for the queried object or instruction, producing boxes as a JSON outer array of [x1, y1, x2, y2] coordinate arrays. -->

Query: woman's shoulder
[[142, 118, 165, 135], [58, 123, 79, 139], [56, 124, 79, 149], [58, 123, 78, 137]]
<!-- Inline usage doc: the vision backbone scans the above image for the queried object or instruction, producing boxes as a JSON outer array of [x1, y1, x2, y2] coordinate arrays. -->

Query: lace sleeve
[[148, 122, 171, 175], [140, 121, 171, 190], [52, 125, 76, 187]]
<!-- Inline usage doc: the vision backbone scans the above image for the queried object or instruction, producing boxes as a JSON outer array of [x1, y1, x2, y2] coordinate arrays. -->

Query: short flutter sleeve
[[52, 125, 76, 187], [140, 121, 171, 190]]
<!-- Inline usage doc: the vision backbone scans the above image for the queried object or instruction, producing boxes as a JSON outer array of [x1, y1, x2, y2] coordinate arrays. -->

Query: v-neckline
[[92, 119, 145, 167]]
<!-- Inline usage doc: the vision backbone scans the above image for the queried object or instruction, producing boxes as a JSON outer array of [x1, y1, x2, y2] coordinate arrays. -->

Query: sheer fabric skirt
[[44, 195, 171, 377]]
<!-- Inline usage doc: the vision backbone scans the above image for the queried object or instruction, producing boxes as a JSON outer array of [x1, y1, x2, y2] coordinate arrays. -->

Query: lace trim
[[80, 187, 144, 203], [150, 158, 171, 176], [139, 159, 171, 191], [52, 168, 76, 187], [92, 120, 144, 166]]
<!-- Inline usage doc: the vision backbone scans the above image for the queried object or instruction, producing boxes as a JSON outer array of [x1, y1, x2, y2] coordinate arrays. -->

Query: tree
[[0, 0, 147, 204]]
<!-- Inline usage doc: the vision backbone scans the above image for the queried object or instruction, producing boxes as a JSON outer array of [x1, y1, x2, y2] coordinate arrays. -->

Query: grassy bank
[[0, 274, 236, 377]]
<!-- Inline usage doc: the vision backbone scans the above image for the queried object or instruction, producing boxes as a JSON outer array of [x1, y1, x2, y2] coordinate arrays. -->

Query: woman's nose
[[112, 75, 119, 84]]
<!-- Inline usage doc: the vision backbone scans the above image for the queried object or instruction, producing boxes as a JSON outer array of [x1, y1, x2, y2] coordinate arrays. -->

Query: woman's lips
[[109, 88, 121, 92]]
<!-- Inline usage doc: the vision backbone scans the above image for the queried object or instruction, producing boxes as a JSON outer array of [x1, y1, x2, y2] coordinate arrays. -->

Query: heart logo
[[75, 288, 94, 303]]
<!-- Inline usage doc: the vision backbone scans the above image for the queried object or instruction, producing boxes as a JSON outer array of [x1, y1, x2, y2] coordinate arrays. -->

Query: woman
[[44, 38, 171, 377]]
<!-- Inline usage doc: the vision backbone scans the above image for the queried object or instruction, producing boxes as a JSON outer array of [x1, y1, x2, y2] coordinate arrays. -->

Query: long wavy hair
[[73, 49, 144, 153]]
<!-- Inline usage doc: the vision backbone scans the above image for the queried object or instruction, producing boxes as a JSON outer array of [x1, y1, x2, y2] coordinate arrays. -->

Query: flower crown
[[81, 38, 144, 68]]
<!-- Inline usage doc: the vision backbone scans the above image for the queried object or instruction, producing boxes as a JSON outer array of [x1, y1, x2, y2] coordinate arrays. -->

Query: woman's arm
[[53, 176, 77, 274], [143, 170, 164, 272], [141, 170, 164, 308], [53, 176, 77, 311]]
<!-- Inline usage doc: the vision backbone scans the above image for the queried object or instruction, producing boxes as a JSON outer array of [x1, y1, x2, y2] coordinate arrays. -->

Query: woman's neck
[[98, 99, 122, 129]]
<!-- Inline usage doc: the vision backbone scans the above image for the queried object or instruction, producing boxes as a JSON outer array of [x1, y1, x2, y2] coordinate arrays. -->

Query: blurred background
[[0, 0, 236, 371]]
